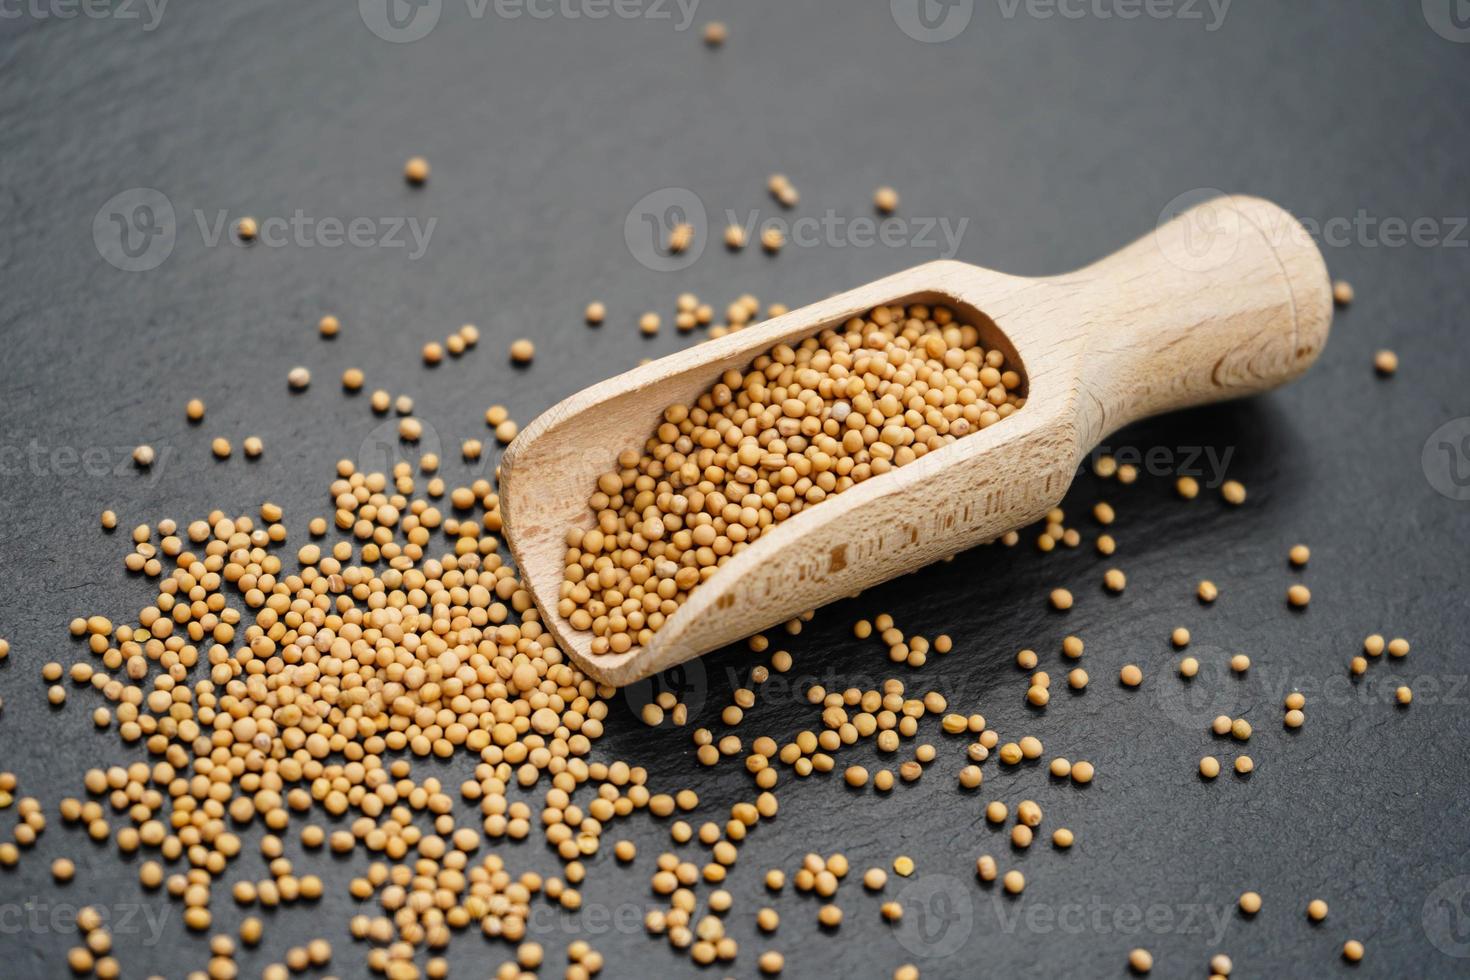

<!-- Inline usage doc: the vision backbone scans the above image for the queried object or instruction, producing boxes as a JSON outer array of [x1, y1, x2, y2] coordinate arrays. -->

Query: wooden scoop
[[500, 195, 1332, 686]]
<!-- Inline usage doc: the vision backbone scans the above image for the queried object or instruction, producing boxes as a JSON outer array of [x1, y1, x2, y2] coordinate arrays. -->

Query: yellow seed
[[1104, 568, 1126, 592], [1197, 580, 1218, 602], [1199, 757, 1220, 779], [1120, 664, 1143, 687], [724, 225, 747, 250], [758, 950, 784, 974], [1175, 476, 1199, 499], [287, 366, 311, 390], [1071, 761, 1094, 784], [874, 187, 899, 214], [1285, 692, 1306, 710], [422, 341, 443, 365], [1050, 589, 1073, 610], [235, 216, 257, 241], [585, 302, 606, 324], [1289, 544, 1310, 566], [760, 227, 785, 252], [703, 21, 727, 45], [817, 904, 842, 928], [1172, 627, 1191, 648], [1002, 870, 1025, 894], [1396, 686, 1412, 705], [52, 858, 76, 882], [1210, 954, 1233, 976], [1234, 755, 1254, 774], [1343, 940, 1364, 962], [132, 445, 155, 467], [1285, 709, 1305, 728], [211, 437, 231, 459], [404, 156, 430, 184], [639, 312, 660, 336], [185, 399, 205, 422], [318, 314, 340, 337], [1239, 891, 1261, 915], [1307, 899, 1328, 922], [1373, 350, 1397, 375], [1287, 584, 1311, 608], [1332, 279, 1354, 306], [1221, 480, 1246, 505], [509, 339, 535, 363], [1388, 637, 1409, 658], [1179, 657, 1200, 678], [1231, 718, 1252, 740], [1052, 828, 1074, 848], [1230, 654, 1250, 673], [1128, 948, 1153, 974], [1067, 669, 1088, 690], [892, 856, 914, 877]]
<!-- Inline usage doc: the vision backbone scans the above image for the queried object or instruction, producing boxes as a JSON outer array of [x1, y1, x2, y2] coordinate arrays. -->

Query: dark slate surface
[[1, 1, 1468, 977]]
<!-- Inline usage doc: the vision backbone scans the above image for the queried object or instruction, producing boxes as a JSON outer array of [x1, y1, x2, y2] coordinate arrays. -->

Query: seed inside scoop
[[559, 302, 1026, 655]]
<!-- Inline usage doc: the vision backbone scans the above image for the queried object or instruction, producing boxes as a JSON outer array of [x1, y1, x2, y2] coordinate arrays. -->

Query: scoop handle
[[1064, 194, 1332, 442]]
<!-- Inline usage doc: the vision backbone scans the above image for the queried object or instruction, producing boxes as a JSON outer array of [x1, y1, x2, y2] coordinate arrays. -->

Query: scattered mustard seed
[[874, 187, 899, 214], [509, 339, 535, 364], [404, 156, 430, 185], [1332, 279, 1354, 307], [1373, 350, 1397, 376]]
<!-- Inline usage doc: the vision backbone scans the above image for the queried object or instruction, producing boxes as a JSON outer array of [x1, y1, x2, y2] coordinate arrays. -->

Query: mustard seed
[[1234, 755, 1254, 774], [1287, 584, 1311, 608], [1172, 627, 1191, 648], [1388, 637, 1409, 657], [1176, 476, 1199, 499], [100, 510, 116, 530], [1120, 664, 1143, 687], [342, 369, 365, 390], [1332, 279, 1353, 306], [1373, 350, 1397, 375], [1285, 709, 1305, 728], [236, 216, 257, 241], [1199, 757, 1220, 779], [1230, 654, 1250, 673], [132, 445, 155, 467], [52, 857, 76, 882], [1289, 544, 1310, 566], [404, 156, 429, 184], [1396, 685, 1412, 705], [724, 224, 747, 250], [287, 367, 310, 390], [1002, 870, 1025, 894], [1198, 580, 1218, 602], [1221, 480, 1246, 505], [703, 21, 727, 45], [1343, 940, 1364, 962], [1239, 891, 1261, 915], [1128, 948, 1153, 973], [186, 398, 205, 422], [509, 339, 535, 363], [1071, 761, 1094, 784], [1104, 568, 1126, 592], [760, 227, 785, 252], [1307, 899, 1328, 922], [1210, 954, 1233, 976], [874, 187, 899, 214], [1050, 589, 1073, 611]]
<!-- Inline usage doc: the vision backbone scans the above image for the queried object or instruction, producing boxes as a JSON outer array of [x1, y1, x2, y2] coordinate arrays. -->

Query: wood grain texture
[[500, 195, 1332, 685]]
